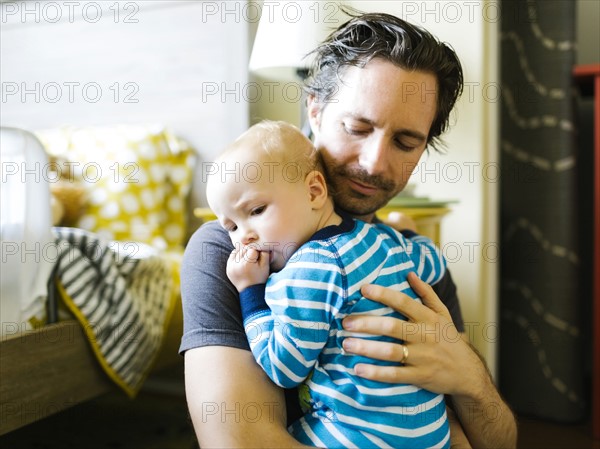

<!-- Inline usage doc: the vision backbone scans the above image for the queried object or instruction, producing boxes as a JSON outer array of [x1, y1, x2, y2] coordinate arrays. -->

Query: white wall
[[576, 0, 600, 65], [1, 1, 250, 212]]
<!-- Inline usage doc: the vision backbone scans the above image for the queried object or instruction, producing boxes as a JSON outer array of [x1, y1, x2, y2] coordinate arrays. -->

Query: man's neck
[[351, 212, 376, 223]]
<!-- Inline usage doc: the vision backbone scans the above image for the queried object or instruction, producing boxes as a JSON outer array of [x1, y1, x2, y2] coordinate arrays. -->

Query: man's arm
[[415, 275, 517, 449], [180, 223, 308, 448], [341, 274, 517, 449], [447, 335, 517, 449], [185, 346, 310, 448], [447, 406, 473, 449], [380, 213, 513, 447]]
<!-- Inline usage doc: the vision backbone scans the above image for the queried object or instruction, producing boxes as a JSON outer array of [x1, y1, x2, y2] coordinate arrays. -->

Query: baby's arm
[[398, 230, 447, 288], [375, 223, 447, 286], [402, 230, 446, 285], [235, 249, 343, 389]]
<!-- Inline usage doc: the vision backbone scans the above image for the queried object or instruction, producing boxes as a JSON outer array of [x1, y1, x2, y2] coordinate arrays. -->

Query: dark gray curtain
[[499, 0, 588, 422]]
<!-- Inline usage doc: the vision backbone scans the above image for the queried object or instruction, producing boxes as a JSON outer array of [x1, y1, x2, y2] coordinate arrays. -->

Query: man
[[180, 12, 517, 448]]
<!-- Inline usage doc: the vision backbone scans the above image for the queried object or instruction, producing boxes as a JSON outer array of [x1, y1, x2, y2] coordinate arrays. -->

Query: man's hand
[[227, 245, 270, 292], [341, 272, 487, 396], [341, 272, 517, 448]]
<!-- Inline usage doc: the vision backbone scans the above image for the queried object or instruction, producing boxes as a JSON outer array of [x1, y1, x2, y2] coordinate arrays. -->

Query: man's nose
[[358, 137, 390, 175]]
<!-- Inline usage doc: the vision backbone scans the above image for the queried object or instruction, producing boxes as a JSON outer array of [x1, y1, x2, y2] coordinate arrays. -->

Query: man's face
[[308, 58, 438, 221]]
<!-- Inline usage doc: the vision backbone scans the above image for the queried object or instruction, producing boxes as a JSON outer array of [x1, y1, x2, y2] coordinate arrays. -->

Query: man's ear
[[307, 95, 322, 139], [305, 170, 328, 209]]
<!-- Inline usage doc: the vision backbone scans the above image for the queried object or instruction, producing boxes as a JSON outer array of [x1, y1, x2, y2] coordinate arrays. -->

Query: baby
[[206, 120, 450, 448]]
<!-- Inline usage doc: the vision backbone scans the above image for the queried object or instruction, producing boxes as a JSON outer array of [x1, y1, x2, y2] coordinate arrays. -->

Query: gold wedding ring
[[400, 344, 409, 364]]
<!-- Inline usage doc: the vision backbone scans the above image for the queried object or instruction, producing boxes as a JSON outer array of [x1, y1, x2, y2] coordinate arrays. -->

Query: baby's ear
[[306, 170, 328, 208]]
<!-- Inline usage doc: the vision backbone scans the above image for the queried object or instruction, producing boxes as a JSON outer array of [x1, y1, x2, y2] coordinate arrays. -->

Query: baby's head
[[208, 120, 321, 193], [237, 120, 320, 177], [206, 121, 332, 271]]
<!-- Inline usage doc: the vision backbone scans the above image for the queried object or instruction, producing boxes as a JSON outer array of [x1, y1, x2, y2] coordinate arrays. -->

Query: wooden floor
[[0, 365, 197, 449], [0, 362, 598, 449], [518, 415, 599, 449]]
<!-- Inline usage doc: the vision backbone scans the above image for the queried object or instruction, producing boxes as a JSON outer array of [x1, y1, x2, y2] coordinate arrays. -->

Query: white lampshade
[[249, 1, 345, 81]]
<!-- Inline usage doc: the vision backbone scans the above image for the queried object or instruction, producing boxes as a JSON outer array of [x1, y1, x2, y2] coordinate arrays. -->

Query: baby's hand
[[227, 245, 270, 292]]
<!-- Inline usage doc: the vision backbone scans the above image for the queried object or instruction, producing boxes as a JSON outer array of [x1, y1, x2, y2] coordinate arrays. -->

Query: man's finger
[[342, 316, 421, 342], [407, 272, 449, 315], [360, 283, 426, 322], [352, 363, 415, 384], [342, 338, 416, 364]]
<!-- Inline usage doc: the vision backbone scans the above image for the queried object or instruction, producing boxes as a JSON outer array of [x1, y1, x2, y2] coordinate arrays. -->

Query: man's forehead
[[339, 60, 437, 95], [324, 60, 438, 129]]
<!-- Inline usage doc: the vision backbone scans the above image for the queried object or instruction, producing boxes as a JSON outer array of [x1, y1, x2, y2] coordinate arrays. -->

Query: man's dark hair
[[305, 10, 464, 151]]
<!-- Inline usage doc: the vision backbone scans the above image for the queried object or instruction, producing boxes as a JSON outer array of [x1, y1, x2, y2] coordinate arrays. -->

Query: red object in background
[[573, 63, 600, 440]]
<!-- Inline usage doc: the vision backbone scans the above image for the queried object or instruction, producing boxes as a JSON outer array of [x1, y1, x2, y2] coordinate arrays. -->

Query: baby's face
[[207, 153, 317, 272]]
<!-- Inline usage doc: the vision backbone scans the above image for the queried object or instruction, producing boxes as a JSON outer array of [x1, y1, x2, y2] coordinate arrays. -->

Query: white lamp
[[249, 1, 345, 81]]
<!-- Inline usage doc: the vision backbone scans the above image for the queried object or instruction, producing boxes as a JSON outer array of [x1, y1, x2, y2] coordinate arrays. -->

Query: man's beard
[[324, 163, 398, 216]]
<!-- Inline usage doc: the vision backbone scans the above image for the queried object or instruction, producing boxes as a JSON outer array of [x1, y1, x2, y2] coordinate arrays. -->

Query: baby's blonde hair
[[221, 120, 321, 181]]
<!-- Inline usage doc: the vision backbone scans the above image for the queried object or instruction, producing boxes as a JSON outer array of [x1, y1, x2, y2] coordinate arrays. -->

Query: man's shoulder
[[190, 219, 229, 241], [185, 220, 232, 253], [182, 220, 234, 274]]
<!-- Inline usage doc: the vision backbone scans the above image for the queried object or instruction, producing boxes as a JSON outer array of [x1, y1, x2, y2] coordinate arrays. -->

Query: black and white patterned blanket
[[49, 227, 177, 396]]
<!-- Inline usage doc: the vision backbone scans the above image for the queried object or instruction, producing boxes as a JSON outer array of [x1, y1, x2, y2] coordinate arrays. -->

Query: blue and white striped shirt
[[240, 216, 450, 448]]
